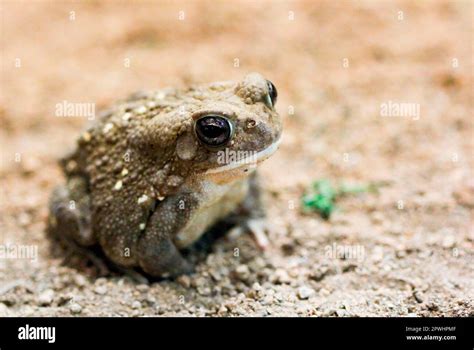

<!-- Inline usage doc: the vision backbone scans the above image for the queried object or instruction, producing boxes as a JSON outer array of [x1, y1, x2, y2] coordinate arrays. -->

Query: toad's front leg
[[229, 172, 272, 250], [136, 195, 195, 278]]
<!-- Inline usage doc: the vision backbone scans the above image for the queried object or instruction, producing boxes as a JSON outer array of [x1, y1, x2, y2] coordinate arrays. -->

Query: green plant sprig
[[302, 179, 379, 219]]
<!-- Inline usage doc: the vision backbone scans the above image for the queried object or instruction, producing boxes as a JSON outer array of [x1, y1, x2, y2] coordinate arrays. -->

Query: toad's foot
[[58, 235, 110, 277], [246, 218, 272, 250], [228, 218, 272, 251]]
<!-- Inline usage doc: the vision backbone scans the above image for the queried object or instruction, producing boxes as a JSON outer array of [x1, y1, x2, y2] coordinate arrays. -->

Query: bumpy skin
[[49, 73, 282, 278]]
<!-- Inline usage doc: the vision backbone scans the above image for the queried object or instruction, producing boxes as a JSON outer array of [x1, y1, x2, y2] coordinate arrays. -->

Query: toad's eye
[[266, 80, 278, 108], [195, 115, 233, 147]]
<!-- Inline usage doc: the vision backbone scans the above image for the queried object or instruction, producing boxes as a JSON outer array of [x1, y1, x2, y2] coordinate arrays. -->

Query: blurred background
[[0, 1, 472, 316]]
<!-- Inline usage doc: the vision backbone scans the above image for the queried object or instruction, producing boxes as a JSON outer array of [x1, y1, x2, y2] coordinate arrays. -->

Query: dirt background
[[0, 0, 473, 317]]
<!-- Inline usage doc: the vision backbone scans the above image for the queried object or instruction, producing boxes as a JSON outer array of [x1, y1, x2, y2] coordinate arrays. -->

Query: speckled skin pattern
[[49, 73, 282, 278]]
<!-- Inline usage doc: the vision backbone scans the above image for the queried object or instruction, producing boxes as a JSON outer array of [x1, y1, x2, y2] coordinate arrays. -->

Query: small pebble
[[135, 106, 147, 114], [0, 303, 12, 317], [371, 211, 384, 224], [94, 286, 107, 295], [234, 265, 250, 281], [69, 303, 82, 314], [336, 309, 349, 317], [176, 275, 191, 288], [38, 289, 55, 306], [74, 275, 87, 288], [413, 291, 424, 303], [441, 235, 456, 249], [131, 301, 142, 309], [272, 269, 291, 284], [217, 305, 228, 315], [297, 286, 315, 300], [136, 284, 149, 292], [114, 180, 123, 191]]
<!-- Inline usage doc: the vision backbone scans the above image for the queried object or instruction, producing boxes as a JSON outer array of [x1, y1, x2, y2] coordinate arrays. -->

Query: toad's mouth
[[204, 138, 281, 175]]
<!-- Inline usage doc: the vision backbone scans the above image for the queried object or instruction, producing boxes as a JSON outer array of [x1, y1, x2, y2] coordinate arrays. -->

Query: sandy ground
[[0, 0, 473, 317]]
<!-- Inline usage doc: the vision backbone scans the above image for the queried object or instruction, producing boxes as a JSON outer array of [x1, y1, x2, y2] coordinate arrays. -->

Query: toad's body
[[49, 73, 282, 277]]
